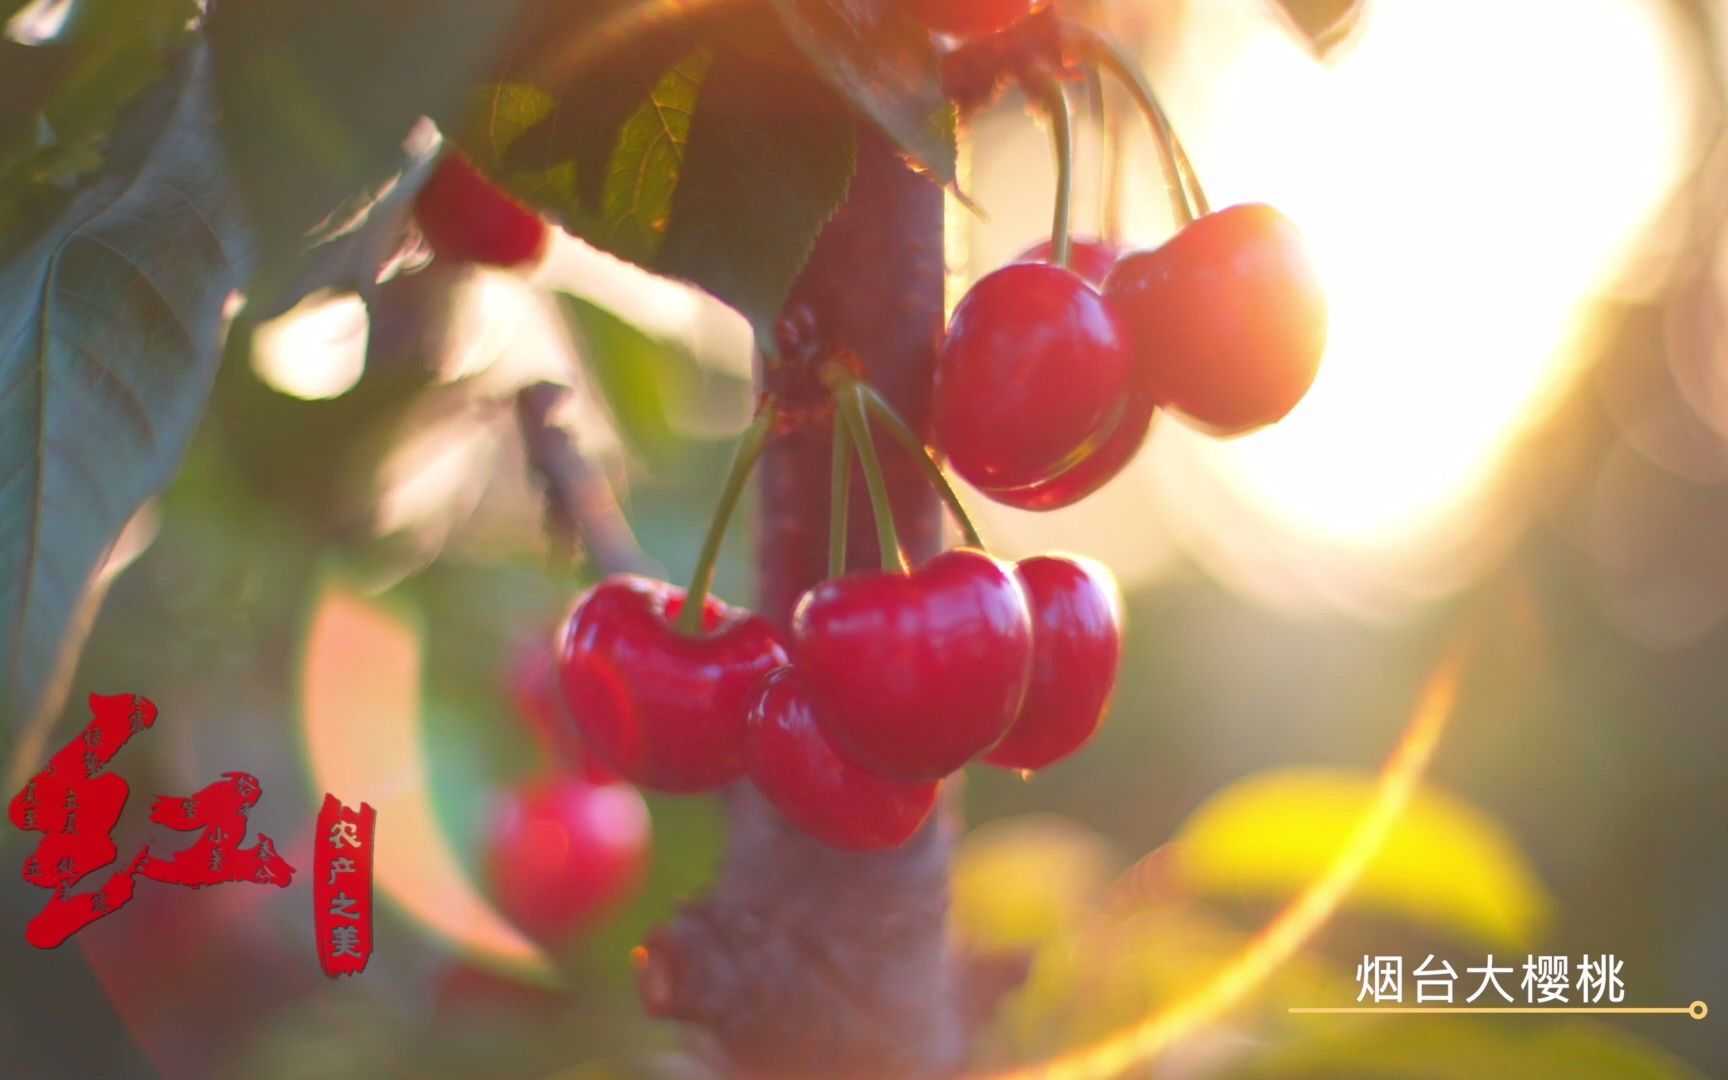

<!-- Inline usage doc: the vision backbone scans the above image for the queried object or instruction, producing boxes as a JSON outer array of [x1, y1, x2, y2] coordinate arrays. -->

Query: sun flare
[[974, 0, 1696, 612]]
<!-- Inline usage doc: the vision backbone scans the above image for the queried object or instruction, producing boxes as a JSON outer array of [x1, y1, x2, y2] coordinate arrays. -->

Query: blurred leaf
[[1170, 767, 1549, 946], [951, 816, 1122, 1060], [1265, 0, 1366, 57], [768, 0, 956, 184], [301, 576, 554, 980], [0, 48, 253, 760], [464, 9, 857, 340], [0, 0, 195, 226], [206, 0, 523, 301], [1245, 1018, 1706, 1079], [557, 294, 695, 462], [245, 149, 436, 324], [953, 814, 1120, 948], [471, 0, 701, 218]]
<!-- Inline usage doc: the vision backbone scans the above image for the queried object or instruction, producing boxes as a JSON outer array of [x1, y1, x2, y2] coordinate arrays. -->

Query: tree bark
[[637, 124, 1020, 1078]]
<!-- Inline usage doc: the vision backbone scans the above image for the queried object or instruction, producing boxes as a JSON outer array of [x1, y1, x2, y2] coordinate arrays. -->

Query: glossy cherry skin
[[1015, 236, 1121, 287], [1104, 203, 1328, 435], [508, 638, 618, 784], [558, 575, 789, 792], [985, 556, 1123, 770], [914, 0, 1040, 41], [414, 151, 549, 269], [792, 549, 1033, 779], [980, 386, 1157, 511], [935, 263, 1135, 498], [485, 773, 649, 942], [744, 667, 938, 851]]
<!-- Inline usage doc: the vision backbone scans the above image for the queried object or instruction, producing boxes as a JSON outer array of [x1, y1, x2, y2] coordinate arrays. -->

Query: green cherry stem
[[857, 384, 985, 550], [828, 408, 852, 579], [1029, 73, 1076, 270], [675, 406, 774, 634], [1089, 65, 1126, 245], [1075, 28, 1208, 225], [837, 382, 906, 574]]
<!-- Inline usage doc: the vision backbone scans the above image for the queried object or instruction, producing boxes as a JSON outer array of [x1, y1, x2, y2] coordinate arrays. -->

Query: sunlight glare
[[1153, 0, 1693, 607]]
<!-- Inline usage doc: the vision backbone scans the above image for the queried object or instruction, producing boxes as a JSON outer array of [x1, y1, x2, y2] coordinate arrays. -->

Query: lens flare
[[969, 0, 1694, 613], [974, 651, 1462, 1080], [300, 582, 554, 979]]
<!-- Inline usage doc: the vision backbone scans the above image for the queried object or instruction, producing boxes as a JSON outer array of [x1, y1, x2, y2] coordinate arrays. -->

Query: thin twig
[[515, 382, 656, 578]]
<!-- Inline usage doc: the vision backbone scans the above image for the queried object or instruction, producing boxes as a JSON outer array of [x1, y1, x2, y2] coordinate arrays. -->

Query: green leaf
[[1245, 1019, 1707, 1079], [470, 35, 856, 341], [768, 0, 956, 184], [0, 47, 255, 754], [246, 150, 437, 323], [1265, 0, 1366, 57], [1170, 767, 1550, 946], [206, 0, 524, 296], [597, 49, 711, 266], [0, 0, 197, 223], [556, 294, 696, 462], [657, 48, 855, 341]]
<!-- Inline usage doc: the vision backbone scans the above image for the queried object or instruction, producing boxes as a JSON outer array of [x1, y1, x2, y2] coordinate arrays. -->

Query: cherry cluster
[[890, 0, 1334, 511], [535, 338, 1126, 852], [434, 9, 1326, 859], [917, 2, 1329, 510], [556, 546, 1121, 852]]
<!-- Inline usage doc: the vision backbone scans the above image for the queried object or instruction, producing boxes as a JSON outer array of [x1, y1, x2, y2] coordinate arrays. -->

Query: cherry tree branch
[[515, 381, 654, 578], [635, 125, 1027, 1077]]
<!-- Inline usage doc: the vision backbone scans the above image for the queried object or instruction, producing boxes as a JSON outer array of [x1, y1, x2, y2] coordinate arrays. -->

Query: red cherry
[[934, 263, 1135, 498], [413, 151, 549, 269], [792, 549, 1033, 779], [508, 638, 619, 785], [1014, 236, 1121, 287], [1104, 203, 1328, 435], [985, 556, 1122, 771], [484, 773, 649, 942], [744, 668, 938, 851], [978, 386, 1157, 511], [913, 0, 1040, 41], [558, 575, 788, 793]]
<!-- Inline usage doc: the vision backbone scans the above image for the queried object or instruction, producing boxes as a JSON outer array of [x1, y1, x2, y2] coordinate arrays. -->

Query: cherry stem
[[676, 407, 774, 634], [1088, 65, 1125, 245], [828, 410, 852, 579], [837, 382, 906, 573], [1075, 28, 1209, 225], [857, 384, 985, 551], [1028, 74, 1075, 270]]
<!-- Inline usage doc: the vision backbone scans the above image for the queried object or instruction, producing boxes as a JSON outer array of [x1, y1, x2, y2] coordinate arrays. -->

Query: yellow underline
[[1290, 1002, 1707, 1019]]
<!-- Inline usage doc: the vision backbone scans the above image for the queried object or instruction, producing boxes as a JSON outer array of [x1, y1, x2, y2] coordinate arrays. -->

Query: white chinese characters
[[1352, 954, 1626, 1006]]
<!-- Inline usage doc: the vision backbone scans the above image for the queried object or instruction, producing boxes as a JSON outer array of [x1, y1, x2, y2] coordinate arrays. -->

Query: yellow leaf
[[954, 814, 1122, 948], [1170, 767, 1548, 946]]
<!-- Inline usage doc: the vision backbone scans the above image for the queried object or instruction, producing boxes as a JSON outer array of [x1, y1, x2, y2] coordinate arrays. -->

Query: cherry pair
[[752, 548, 1121, 848], [413, 150, 550, 269], [934, 204, 1327, 509]]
